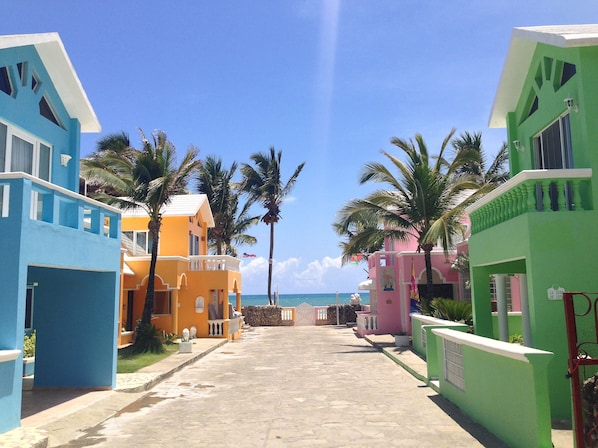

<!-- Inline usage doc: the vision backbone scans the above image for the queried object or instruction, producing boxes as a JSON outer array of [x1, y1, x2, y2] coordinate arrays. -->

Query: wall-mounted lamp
[[60, 154, 72, 167], [513, 140, 524, 152], [564, 97, 579, 113]]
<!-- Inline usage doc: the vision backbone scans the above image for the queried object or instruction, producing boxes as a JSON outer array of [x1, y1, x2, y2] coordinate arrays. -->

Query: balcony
[[189, 255, 240, 272], [466, 169, 593, 235], [0, 172, 120, 238]]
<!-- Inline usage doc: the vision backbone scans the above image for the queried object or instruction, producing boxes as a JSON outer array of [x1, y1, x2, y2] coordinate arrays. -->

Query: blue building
[[0, 33, 121, 434]]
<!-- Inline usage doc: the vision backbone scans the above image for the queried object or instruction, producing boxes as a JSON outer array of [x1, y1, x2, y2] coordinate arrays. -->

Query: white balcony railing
[[357, 313, 378, 332], [208, 316, 244, 337], [0, 172, 121, 239], [189, 255, 240, 272]]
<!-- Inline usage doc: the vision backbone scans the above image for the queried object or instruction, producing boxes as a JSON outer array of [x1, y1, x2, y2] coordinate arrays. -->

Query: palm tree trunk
[[141, 217, 161, 326], [267, 222, 275, 305], [422, 244, 434, 314]]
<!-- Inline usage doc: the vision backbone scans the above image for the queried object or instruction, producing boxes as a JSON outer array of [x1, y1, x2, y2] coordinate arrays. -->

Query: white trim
[[489, 25, 598, 129], [0, 33, 100, 132], [465, 168, 592, 214], [432, 328, 551, 363], [0, 171, 122, 214], [0, 349, 21, 362]]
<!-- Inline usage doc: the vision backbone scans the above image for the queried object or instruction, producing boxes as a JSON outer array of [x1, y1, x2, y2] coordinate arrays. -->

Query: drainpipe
[[518, 274, 533, 347], [494, 274, 509, 342]]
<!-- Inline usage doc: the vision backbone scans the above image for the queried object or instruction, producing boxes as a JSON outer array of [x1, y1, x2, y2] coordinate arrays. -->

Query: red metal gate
[[564, 292, 598, 447]]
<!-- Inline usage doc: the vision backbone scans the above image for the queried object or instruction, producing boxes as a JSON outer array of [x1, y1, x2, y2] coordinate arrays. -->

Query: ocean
[[237, 292, 370, 308]]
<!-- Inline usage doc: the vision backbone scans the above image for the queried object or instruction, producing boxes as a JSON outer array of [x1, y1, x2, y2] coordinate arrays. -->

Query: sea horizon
[[237, 292, 370, 308]]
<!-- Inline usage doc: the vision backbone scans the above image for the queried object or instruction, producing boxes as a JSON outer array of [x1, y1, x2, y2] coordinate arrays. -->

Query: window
[[189, 233, 200, 256], [39, 95, 62, 127], [534, 114, 574, 210], [122, 230, 155, 255], [153, 291, 172, 315], [0, 66, 13, 96], [0, 121, 52, 181], [560, 62, 576, 88]]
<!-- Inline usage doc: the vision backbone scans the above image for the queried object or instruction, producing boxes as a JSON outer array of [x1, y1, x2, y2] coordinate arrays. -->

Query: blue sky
[[5, 1, 598, 294]]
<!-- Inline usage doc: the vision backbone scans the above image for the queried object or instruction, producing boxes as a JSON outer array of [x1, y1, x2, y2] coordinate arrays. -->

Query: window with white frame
[[122, 230, 155, 255], [533, 114, 574, 210], [189, 233, 200, 256], [0, 121, 52, 181]]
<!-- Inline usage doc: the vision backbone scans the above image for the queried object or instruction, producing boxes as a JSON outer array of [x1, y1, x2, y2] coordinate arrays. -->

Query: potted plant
[[23, 331, 35, 377], [394, 331, 410, 347]]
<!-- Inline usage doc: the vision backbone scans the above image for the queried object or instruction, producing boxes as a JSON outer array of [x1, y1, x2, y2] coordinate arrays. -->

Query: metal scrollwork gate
[[564, 292, 598, 447]]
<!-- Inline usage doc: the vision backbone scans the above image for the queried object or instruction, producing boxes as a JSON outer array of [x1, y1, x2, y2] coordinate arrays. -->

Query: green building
[[467, 25, 598, 420]]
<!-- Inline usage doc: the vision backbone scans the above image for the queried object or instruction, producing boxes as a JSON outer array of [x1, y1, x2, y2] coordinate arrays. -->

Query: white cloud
[[240, 255, 368, 295]]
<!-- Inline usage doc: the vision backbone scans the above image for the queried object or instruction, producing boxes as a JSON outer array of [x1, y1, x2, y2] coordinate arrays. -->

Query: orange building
[[118, 195, 243, 346]]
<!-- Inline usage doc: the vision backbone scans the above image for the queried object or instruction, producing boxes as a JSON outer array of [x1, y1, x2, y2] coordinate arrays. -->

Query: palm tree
[[197, 155, 259, 256], [452, 131, 509, 185], [82, 129, 200, 349], [335, 129, 486, 313], [240, 147, 305, 305]]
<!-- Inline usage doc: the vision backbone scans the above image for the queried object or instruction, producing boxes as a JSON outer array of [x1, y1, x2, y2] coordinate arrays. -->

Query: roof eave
[[0, 33, 101, 133], [488, 25, 598, 129]]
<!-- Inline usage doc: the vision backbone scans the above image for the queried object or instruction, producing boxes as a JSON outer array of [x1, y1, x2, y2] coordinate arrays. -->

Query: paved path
[[56, 326, 506, 447]]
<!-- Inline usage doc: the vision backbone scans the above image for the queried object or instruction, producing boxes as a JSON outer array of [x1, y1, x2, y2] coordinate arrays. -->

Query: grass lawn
[[117, 343, 179, 374]]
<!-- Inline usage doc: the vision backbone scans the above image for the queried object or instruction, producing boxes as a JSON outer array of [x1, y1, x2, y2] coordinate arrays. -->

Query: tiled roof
[[121, 194, 214, 226]]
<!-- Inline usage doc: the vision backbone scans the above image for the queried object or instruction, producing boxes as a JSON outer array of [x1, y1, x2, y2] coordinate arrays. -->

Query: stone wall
[[241, 306, 283, 326], [242, 304, 361, 327]]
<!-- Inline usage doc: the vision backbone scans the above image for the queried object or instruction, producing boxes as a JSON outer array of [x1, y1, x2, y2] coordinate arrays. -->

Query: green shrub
[[133, 323, 165, 354], [509, 333, 524, 345], [23, 331, 36, 358], [161, 331, 178, 345], [431, 298, 472, 325]]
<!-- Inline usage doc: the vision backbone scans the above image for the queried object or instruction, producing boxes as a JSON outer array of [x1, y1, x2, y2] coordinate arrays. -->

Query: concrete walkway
[[0, 326, 571, 447]]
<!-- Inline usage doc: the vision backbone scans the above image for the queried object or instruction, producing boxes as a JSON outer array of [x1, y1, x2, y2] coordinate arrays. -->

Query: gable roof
[[121, 194, 215, 227], [0, 32, 100, 132], [489, 24, 598, 129]]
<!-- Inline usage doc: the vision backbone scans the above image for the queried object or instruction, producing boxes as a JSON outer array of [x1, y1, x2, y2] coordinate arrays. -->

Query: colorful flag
[[350, 254, 365, 264], [243, 253, 257, 258], [410, 259, 419, 301]]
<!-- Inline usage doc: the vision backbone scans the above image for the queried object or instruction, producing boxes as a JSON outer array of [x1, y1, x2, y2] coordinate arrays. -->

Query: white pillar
[[519, 274, 532, 347], [494, 274, 509, 342]]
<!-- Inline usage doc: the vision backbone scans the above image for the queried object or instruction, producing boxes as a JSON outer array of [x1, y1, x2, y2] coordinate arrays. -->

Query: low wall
[[242, 305, 361, 327], [432, 328, 553, 448], [410, 313, 469, 360], [241, 306, 283, 326]]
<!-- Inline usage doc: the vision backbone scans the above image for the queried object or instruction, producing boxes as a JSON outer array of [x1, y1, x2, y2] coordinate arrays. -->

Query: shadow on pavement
[[427, 394, 509, 447]]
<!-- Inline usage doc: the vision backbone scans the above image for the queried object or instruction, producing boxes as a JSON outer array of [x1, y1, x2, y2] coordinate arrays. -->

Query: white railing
[[0, 172, 121, 239], [357, 313, 378, 331], [315, 306, 328, 321], [208, 317, 244, 337], [281, 308, 294, 321], [189, 255, 240, 272], [208, 319, 225, 337]]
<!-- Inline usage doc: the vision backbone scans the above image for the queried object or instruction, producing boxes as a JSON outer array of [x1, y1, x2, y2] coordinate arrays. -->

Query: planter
[[395, 335, 410, 347], [23, 357, 35, 377], [179, 341, 193, 353]]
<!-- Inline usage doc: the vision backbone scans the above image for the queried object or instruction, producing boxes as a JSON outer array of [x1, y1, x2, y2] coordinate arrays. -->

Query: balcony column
[[519, 274, 532, 347], [494, 274, 509, 342]]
